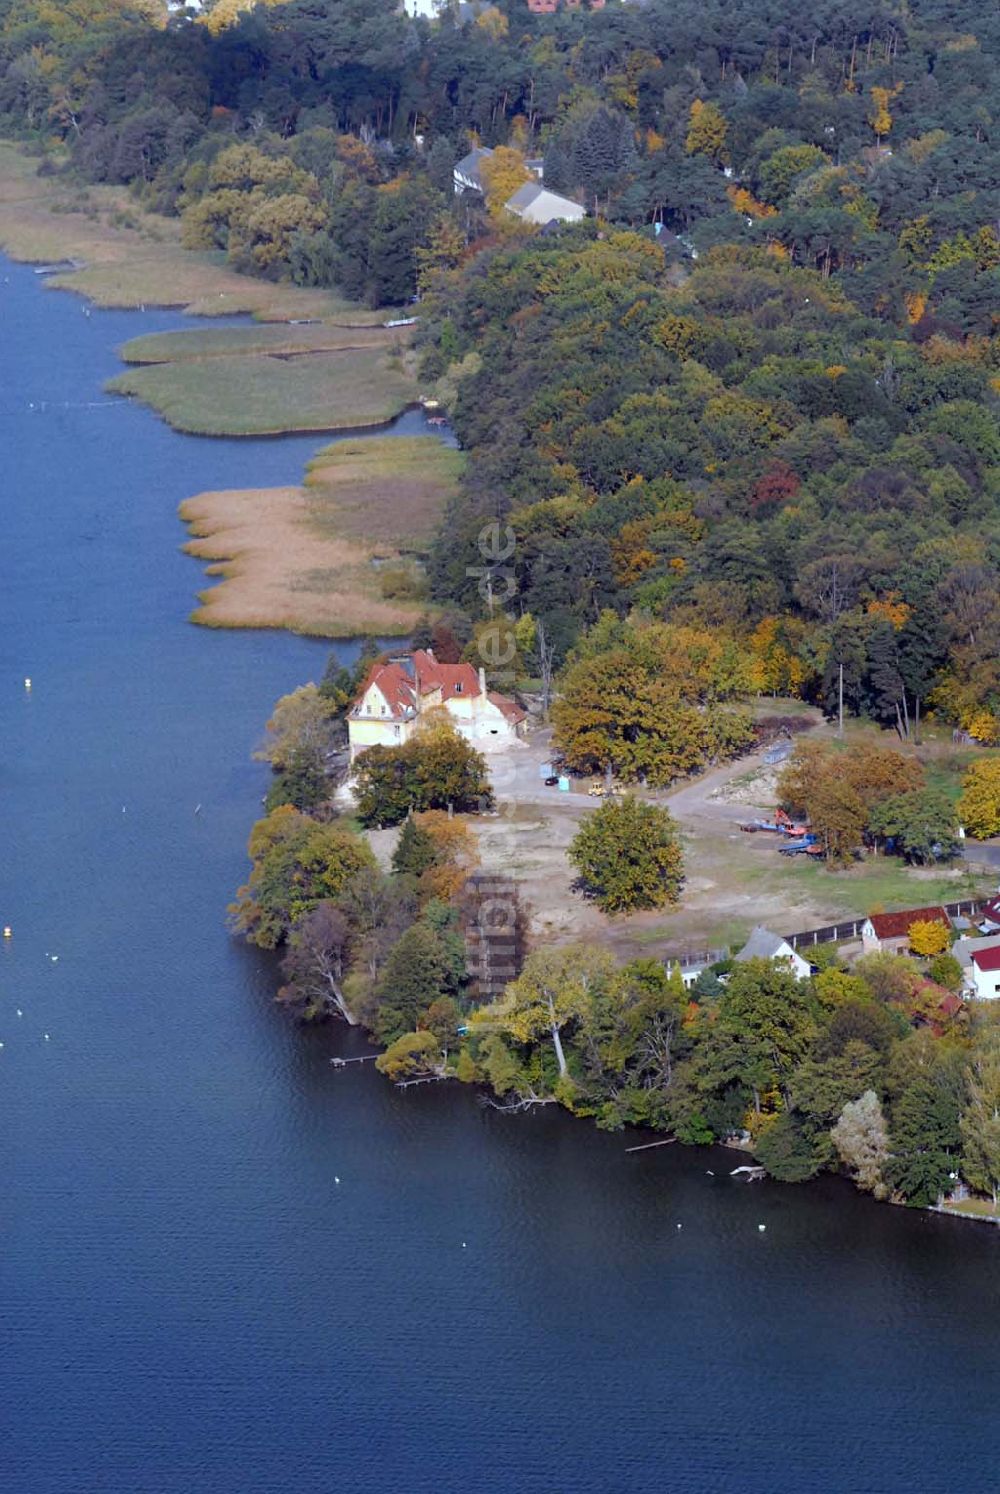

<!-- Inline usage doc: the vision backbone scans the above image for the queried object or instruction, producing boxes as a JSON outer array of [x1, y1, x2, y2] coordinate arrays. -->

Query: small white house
[[402, 0, 446, 17], [453, 146, 494, 194], [504, 183, 586, 225], [953, 935, 1000, 1000], [733, 927, 811, 982]]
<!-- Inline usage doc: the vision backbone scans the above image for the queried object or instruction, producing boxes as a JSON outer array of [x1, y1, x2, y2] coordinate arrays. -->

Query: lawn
[[108, 347, 417, 435]]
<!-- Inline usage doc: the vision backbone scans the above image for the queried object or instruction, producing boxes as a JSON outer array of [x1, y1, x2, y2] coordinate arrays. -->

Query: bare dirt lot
[[450, 720, 990, 963]]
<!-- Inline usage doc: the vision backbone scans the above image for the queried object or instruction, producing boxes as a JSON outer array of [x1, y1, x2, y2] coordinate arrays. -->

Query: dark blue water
[[4, 260, 1000, 1494]]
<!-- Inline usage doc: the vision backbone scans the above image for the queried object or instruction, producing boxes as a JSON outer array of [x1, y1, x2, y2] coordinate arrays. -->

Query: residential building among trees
[[347, 649, 526, 761]]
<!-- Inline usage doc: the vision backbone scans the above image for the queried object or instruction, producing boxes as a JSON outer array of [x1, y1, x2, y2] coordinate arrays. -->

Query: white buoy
[[676, 1223, 682, 1230], [43, 1033, 50, 1041], [51, 955, 58, 963], [23, 678, 31, 690], [462, 1242, 467, 1248], [2, 926, 11, 939], [758, 1224, 766, 1232], [334, 1176, 340, 1184], [16, 1009, 22, 1017]]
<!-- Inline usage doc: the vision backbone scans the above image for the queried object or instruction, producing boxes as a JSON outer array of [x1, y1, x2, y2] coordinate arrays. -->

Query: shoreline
[[0, 144, 446, 637]]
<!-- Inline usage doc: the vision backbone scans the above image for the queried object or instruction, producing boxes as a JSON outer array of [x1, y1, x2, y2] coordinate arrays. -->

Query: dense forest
[[2, 0, 996, 736]]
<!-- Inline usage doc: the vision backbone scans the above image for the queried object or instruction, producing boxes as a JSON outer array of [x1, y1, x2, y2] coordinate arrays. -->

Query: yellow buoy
[[2, 927, 11, 938]]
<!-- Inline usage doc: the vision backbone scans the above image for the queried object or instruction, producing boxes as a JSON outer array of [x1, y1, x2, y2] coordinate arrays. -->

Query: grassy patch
[[108, 347, 416, 435], [118, 321, 400, 364], [304, 435, 464, 549], [179, 435, 462, 636], [748, 854, 988, 921], [940, 1197, 1000, 1219]]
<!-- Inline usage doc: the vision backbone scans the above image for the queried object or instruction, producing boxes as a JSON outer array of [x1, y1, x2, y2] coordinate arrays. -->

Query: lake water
[[4, 258, 1000, 1494]]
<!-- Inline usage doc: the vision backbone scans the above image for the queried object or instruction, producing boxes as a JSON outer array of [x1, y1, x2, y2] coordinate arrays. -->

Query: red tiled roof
[[972, 946, 1000, 973], [354, 650, 527, 724], [411, 649, 481, 703], [355, 659, 417, 720], [488, 691, 527, 724], [867, 906, 950, 939]]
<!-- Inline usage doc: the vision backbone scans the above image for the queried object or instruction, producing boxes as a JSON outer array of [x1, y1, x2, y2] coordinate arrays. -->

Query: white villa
[[347, 649, 527, 762]]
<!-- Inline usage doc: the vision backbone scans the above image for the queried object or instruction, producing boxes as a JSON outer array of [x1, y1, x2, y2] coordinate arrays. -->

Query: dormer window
[[455, 682, 462, 693]]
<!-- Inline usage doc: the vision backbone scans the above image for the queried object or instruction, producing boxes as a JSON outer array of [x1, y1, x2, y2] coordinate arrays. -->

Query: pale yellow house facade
[[347, 650, 527, 762]]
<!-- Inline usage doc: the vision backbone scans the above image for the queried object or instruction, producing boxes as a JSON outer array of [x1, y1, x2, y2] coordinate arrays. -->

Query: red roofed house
[[347, 649, 527, 763], [953, 934, 1000, 1000], [860, 906, 951, 956]]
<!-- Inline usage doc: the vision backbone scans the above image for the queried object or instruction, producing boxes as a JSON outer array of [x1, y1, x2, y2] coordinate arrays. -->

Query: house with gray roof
[[453, 146, 494, 194], [733, 927, 811, 982], [504, 182, 586, 225]]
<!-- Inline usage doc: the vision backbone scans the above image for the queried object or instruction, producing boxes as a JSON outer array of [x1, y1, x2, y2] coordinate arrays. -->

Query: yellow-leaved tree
[[685, 99, 728, 164], [958, 758, 1000, 838], [868, 84, 901, 142], [908, 919, 950, 957], [203, 0, 293, 35], [478, 146, 532, 221]]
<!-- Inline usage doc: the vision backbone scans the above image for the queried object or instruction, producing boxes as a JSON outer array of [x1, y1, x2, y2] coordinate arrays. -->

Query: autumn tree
[[476, 944, 614, 1081], [908, 919, 950, 958], [353, 716, 493, 826], [230, 807, 376, 949], [831, 1090, 890, 1197], [569, 795, 683, 915], [411, 810, 480, 902], [255, 684, 339, 771], [958, 758, 1000, 839], [553, 617, 754, 786], [479, 145, 531, 221], [376, 1030, 442, 1082], [685, 99, 728, 164]]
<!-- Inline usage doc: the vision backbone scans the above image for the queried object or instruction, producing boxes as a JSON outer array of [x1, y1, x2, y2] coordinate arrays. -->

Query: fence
[[672, 897, 989, 970]]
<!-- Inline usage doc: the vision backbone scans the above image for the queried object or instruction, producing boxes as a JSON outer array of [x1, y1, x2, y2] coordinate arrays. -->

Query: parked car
[[544, 775, 559, 787]]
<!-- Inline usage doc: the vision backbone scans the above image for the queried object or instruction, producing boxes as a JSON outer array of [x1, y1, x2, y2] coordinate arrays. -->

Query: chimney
[[479, 666, 487, 699]]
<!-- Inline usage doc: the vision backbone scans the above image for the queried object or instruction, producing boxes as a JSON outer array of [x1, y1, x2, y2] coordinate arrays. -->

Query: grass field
[[108, 347, 417, 435], [119, 321, 398, 364], [179, 434, 463, 635]]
